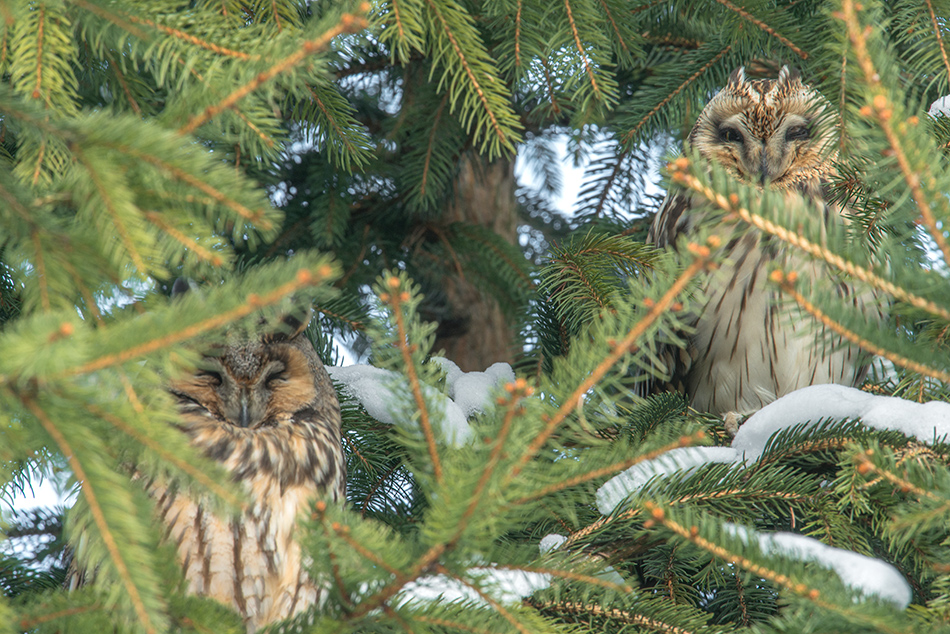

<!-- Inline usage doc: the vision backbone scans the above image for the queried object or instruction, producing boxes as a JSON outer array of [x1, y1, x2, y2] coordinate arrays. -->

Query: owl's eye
[[785, 125, 810, 141], [717, 126, 743, 144], [265, 370, 288, 388], [197, 370, 222, 385]]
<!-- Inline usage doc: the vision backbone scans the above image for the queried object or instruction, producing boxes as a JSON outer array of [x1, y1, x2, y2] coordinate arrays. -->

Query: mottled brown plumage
[[649, 66, 877, 415], [155, 312, 344, 632]]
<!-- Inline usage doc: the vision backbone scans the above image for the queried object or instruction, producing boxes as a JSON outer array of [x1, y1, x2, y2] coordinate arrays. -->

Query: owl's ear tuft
[[728, 66, 746, 85], [171, 277, 195, 298], [777, 65, 802, 86], [265, 308, 312, 343]]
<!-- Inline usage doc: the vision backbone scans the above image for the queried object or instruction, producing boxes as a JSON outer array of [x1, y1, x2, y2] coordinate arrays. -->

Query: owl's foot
[[722, 411, 744, 438]]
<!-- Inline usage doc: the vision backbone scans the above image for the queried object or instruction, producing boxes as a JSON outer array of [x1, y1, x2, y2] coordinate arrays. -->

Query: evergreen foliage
[[1, 1, 950, 633]]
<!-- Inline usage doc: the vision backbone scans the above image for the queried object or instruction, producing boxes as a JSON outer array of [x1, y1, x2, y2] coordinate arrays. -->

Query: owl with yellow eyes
[[648, 65, 878, 416]]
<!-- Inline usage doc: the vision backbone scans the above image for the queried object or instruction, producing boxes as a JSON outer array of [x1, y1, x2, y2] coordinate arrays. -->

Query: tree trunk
[[432, 153, 519, 372]]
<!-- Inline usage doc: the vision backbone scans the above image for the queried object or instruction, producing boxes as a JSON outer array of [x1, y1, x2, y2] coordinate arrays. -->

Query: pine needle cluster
[[1, 1, 950, 634]]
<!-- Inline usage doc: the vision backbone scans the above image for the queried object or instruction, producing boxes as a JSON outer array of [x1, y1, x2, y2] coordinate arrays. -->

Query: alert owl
[[648, 65, 875, 415], [155, 308, 345, 631]]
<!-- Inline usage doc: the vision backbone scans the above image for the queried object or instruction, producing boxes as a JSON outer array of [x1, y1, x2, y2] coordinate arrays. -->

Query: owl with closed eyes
[[69, 296, 346, 632], [648, 65, 878, 416]]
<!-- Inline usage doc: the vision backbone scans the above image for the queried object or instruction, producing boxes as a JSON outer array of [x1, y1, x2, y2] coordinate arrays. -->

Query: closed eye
[[196, 370, 222, 386], [718, 126, 743, 144], [785, 125, 810, 141], [265, 371, 288, 388]]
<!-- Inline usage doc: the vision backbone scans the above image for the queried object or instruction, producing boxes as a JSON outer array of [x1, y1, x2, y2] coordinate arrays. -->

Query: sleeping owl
[[71, 291, 345, 633], [648, 65, 879, 416]]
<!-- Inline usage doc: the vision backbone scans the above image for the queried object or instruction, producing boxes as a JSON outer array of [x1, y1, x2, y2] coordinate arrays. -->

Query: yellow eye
[[785, 125, 810, 141], [718, 126, 743, 143]]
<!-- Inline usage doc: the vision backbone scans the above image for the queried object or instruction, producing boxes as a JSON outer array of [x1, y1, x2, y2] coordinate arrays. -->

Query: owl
[[154, 307, 345, 631], [648, 65, 876, 416], [65, 300, 346, 631]]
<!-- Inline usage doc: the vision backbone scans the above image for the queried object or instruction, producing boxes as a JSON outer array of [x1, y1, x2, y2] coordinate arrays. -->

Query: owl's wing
[[648, 189, 694, 248], [640, 190, 698, 399]]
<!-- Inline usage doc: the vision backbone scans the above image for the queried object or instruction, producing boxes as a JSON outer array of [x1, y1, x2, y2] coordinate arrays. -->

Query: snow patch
[[595, 447, 739, 515], [327, 364, 471, 446], [397, 567, 550, 607], [539, 534, 567, 553], [597, 385, 950, 515], [328, 360, 517, 447], [431, 357, 515, 418], [929, 95, 950, 117], [732, 384, 950, 462], [725, 524, 912, 609]]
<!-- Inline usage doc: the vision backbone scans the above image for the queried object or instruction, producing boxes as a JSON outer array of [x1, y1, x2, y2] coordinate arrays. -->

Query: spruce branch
[[58, 265, 334, 378], [839, 0, 950, 265], [514, 0, 523, 70], [670, 161, 950, 323], [563, 0, 603, 103], [17, 605, 102, 630], [179, 11, 368, 135], [459, 378, 527, 526], [595, 0, 631, 56], [620, 44, 732, 146], [18, 395, 160, 634], [529, 600, 695, 633], [72, 145, 148, 275], [143, 212, 226, 267], [378, 274, 442, 483], [510, 246, 713, 481], [924, 0, 950, 81], [414, 614, 496, 633], [346, 542, 448, 619], [853, 449, 946, 505], [422, 0, 520, 156], [30, 229, 50, 312], [709, 0, 807, 59], [81, 402, 242, 509], [643, 501, 907, 634], [510, 431, 705, 506], [773, 271, 950, 384], [432, 564, 531, 634], [102, 142, 271, 228], [419, 92, 450, 199]]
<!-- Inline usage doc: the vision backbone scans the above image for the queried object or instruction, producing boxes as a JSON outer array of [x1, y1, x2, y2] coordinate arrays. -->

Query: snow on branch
[[725, 523, 912, 609], [593, 384, 950, 612], [327, 358, 514, 447], [599, 384, 950, 515]]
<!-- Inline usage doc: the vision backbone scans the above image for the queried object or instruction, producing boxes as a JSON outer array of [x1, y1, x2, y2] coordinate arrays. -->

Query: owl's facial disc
[[199, 357, 287, 429], [713, 113, 814, 187]]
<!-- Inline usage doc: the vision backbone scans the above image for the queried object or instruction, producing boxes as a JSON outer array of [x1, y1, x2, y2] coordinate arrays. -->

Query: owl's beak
[[238, 391, 252, 428], [759, 150, 770, 185]]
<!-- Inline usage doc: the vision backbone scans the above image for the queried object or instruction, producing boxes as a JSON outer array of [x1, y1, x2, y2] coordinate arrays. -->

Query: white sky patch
[[724, 524, 912, 609], [595, 447, 739, 515], [430, 357, 515, 418], [396, 567, 551, 608]]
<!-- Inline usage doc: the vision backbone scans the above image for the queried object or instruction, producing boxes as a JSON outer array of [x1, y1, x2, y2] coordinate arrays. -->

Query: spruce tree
[[1, 1, 950, 633]]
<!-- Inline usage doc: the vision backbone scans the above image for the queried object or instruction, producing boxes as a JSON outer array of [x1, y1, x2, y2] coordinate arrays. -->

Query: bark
[[432, 153, 519, 372]]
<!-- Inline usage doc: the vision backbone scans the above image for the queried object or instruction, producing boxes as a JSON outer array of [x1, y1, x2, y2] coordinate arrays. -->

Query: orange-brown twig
[[20, 395, 157, 634], [840, 0, 950, 265], [508, 251, 710, 481], [179, 14, 366, 135]]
